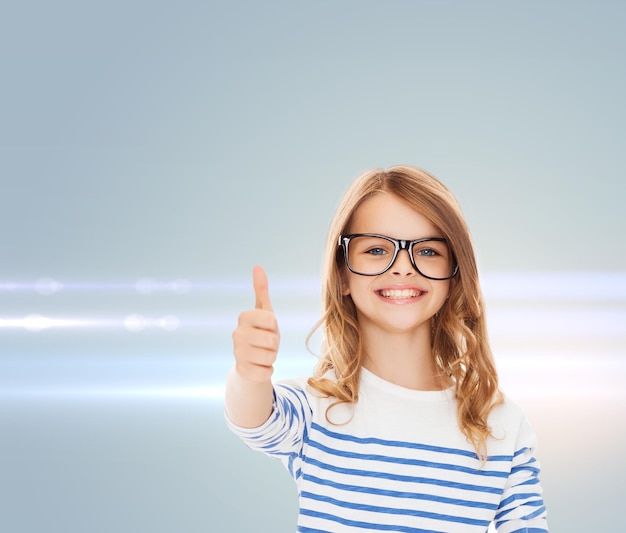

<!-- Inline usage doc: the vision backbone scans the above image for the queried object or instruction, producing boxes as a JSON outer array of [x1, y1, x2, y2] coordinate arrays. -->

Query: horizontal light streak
[[0, 315, 111, 331], [493, 355, 626, 400], [1, 380, 623, 400], [0, 314, 316, 332], [1, 308, 625, 336], [0, 386, 225, 399], [487, 308, 626, 337], [0, 356, 623, 400], [0, 278, 321, 294], [1, 272, 625, 300], [0, 315, 234, 331], [482, 271, 626, 301], [499, 354, 626, 369]]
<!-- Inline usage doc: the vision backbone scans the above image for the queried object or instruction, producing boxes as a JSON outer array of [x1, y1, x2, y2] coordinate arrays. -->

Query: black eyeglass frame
[[338, 233, 459, 280]]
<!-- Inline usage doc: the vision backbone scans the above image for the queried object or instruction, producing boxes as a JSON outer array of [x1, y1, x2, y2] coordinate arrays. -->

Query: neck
[[360, 324, 450, 391]]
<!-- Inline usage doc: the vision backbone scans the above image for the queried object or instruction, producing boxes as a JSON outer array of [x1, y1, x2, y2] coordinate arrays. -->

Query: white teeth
[[379, 289, 420, 298]]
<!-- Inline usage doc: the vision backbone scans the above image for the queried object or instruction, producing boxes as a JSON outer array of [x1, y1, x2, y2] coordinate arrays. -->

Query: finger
[[234, 345, 278, 367], [253, 265, 273, 311], [247, 329, 280, 353], [232, 324, 279, 350], [237, 309, 278, 332]]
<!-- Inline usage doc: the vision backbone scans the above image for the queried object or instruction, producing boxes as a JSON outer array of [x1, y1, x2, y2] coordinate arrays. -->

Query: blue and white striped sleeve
[[495, 416, 549, 533], [225, 382, 312, 479]]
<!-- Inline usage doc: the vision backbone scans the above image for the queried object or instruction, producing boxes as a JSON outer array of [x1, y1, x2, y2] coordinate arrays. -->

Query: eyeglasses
[[338, 233, 459, 280]]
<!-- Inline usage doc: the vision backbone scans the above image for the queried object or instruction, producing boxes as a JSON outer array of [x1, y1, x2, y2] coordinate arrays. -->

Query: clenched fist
[[232, 266, 280, 383]]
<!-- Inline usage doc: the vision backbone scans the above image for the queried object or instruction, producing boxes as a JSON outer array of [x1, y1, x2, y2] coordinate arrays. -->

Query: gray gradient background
[[1, 2, 625, 532]]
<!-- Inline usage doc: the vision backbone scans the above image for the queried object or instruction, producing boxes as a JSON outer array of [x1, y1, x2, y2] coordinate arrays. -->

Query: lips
[[376, 287, 426, 299]]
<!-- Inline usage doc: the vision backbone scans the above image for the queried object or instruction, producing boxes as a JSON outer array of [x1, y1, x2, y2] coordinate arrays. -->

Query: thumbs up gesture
[[232, 266, 280, 383]]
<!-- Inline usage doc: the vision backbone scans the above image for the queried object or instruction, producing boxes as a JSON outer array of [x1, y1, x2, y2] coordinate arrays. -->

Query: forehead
[[348, 192, 443, 238]]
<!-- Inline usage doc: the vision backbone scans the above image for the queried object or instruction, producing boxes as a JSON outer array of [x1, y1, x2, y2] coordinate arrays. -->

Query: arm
[[224, 368, 274, 428], [495, 416, 549, 532], [224, 266, 279, 428], [225, 380, 312, 481]]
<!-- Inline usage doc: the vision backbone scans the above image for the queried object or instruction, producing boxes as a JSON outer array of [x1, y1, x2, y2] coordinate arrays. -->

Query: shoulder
[[275, 375, 311, 391], [274, 371, 340, 414], [273, 376, 312, 407], [276, 369, 337, 396], [489, 394, 526, 425], [273, 375, 329, 405], [488, 394, 539, 450]]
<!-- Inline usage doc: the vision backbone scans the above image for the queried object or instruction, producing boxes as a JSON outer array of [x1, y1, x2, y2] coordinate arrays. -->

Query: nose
[[390, 248, 415, 276]]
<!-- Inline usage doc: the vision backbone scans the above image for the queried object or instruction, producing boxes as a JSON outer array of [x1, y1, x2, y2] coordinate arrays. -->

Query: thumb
[[253, 265, 273, 311]]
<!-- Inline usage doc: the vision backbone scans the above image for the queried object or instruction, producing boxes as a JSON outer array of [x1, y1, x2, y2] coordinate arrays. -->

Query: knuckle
[[264, 331, 280, 351], [237, 310, 252, 325]]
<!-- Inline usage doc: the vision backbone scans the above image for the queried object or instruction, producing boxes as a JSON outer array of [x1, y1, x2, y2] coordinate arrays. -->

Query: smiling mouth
[[377, 289, 425, 299]]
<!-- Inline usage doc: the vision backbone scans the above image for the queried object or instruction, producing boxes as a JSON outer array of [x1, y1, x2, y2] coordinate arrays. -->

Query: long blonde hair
[[307, 165, 502, 458]]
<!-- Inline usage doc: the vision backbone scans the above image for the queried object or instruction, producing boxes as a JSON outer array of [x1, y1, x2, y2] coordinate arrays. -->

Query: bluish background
[[1, 2, 625, 531]]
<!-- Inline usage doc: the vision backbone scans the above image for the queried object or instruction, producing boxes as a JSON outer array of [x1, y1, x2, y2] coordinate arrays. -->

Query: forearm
[[224, 367, 275, 428]]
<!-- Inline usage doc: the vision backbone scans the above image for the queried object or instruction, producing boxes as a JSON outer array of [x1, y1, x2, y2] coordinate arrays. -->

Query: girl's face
[[341, 192, 451, 338]]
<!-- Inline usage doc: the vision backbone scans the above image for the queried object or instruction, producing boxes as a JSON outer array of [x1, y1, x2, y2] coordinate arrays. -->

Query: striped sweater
[[227, 368, 548, 532]]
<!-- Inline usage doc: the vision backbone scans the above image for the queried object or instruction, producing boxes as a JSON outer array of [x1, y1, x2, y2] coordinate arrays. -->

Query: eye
[[416, 248, 438, 257], [366, 247, 387, 256]]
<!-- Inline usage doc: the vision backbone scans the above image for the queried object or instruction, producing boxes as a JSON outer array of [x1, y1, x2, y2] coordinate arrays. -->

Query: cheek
[[432, 281, 451, 311], [443, 280, 451, 300], [437, 283, 453, 315]]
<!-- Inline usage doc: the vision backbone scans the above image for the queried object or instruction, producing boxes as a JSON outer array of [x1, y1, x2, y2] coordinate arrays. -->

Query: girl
[[225, 165, 548, 532]]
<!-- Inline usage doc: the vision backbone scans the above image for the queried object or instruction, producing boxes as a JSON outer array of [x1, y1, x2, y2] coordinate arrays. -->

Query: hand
[[232, 266, 280, 383]]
